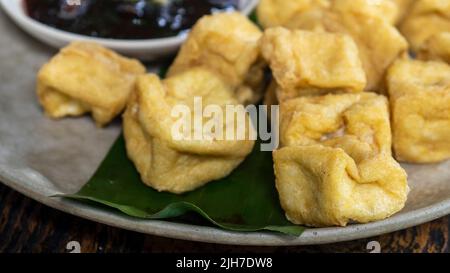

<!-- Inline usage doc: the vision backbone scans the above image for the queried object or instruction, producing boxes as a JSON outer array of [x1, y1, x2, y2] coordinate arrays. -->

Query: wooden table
[[0, 183, 448, 253]]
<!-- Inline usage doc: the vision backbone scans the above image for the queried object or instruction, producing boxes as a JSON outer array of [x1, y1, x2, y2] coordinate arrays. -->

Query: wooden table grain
[[0, 183, 448, 253]]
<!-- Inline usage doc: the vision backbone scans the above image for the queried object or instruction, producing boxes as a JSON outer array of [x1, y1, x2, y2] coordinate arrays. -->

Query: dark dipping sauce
[[24, 0, 239, 39]]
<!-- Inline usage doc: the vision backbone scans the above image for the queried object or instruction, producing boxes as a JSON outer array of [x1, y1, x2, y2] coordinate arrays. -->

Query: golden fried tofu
[[274, 92, 408, 226], [256, 0, 330, 28], [285, 2, 408, 92], [332, 0, 399, 25], [279, 93, 393, 153], [391, 0, 416, 24], [331, 9, 408, 92], [387, 59, 450, 163], [418, 32, 450, 63], [260, 28, 367, 101], [400, 0, 450, 52], [283, 5, 329, 31], [167, 12, 264, 105], [123, 68, 255, 194], [37, 42, 146, 127], [273, 145, 408, 227]]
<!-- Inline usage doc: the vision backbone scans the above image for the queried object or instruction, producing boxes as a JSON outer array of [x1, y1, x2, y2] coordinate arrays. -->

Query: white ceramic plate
[[0, 0, 259, 60], [1, 2, 450, 246]]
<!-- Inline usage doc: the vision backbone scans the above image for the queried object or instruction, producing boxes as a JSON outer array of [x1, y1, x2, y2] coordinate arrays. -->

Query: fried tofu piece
[[391, 0, 416, 24], [256, 0, 330, 28], [273, 145, 408, 227], [167, 12, 264, 105], [283, 5, 329, 31], [279, 93, 393, 153], [418, 32, 450, 64], [123, 68, 255, 194], [274, 92, 408, 226], [37, 42, 146, 127], [285, 1, 408, 92], [332, 0, 399, 25], [387, 59, 450, 163], [400, 0, 450, 52], [260, 28, 366, 101], [330, 10, 408, 92]]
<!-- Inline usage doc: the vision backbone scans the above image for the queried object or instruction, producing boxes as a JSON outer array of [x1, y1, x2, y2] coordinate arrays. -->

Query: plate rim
[[1, 167, 450, 246]]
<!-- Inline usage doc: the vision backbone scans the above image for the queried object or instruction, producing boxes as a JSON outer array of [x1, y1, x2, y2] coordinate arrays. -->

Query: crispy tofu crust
[[279, 93, 393, 155], [391, 0, 416, 24], [37, 42, 146, 127], [256, 0, 330, 28], [400, 0, 450, 52], [332, 0, 399, 25], [261, 28, 367, 101], [123, 68, 255, 194], [283, 1, 408, 92], [273, 145, 408, 227], [387, 59, 450, 163], [167, 12, 264, 105], [273, 92, 408, 227], [418, 32, 450, 64], [332, 14, 408, 92]]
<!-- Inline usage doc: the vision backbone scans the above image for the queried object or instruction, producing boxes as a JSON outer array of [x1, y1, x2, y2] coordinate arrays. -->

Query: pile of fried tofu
[[259, 0, 450, 227], [35, 0, 450, 227]]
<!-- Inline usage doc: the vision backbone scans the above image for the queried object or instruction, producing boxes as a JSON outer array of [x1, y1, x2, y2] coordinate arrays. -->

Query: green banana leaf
[[62, 12, 303, 237], [63, 135, 305, 236]]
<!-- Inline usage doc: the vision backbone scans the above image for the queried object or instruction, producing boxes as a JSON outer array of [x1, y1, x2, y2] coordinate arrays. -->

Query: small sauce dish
[[1, 0, 259, 60]]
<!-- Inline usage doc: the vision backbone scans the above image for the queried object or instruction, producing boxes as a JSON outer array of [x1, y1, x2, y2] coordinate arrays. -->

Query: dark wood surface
[[0, 183, 448, 253]]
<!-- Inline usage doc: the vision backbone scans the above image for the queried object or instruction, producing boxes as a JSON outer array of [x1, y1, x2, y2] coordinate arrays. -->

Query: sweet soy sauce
[[24, 0, 239, 39]]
